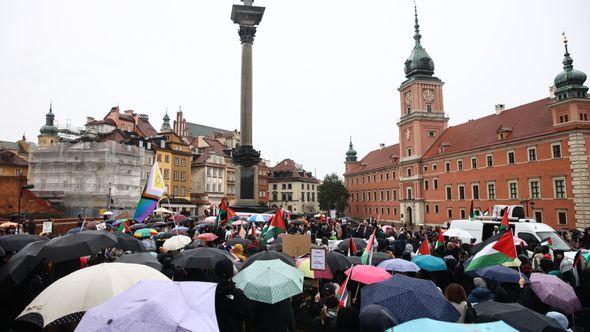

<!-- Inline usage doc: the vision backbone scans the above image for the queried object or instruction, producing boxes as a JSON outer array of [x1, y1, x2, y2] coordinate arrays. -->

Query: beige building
[[268, 159, 320, 214]]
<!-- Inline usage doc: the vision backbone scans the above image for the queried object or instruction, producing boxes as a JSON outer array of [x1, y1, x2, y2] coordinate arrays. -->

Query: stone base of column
[[234, 164, 260, 208]]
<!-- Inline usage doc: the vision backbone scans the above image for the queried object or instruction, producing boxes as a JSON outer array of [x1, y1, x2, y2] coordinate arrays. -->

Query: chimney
[[86, 117, 95, 124], [124, 110, 134, 116], [495, 104, 505, 115], [138, 114, 149, 121], [379, 143, 385, 149]]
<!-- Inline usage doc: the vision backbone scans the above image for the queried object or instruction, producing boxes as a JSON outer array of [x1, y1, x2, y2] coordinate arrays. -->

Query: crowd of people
[[1, 213, 590, 331]]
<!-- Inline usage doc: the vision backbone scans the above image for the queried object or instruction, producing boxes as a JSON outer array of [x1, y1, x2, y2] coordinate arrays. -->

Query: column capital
[[238, 26, 257, 44]]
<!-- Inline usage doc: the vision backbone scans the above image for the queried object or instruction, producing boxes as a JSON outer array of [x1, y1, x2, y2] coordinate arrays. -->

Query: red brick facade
[[0, 176, 60, 218]]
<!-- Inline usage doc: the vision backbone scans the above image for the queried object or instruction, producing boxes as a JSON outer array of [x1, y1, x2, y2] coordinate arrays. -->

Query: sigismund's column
[[231, 0, 265, 208]]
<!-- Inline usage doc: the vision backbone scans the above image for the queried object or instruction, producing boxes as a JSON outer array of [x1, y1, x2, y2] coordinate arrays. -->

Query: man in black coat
[[214, 260, 251, 332]]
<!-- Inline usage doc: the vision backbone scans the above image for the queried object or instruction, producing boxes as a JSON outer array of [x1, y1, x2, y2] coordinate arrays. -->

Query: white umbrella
[[163, 235, 192, 251], [154, 207, 173, 214], [102, 211, 114, 216], [17, 262, 169, 327], [443, 228, 473, 241]]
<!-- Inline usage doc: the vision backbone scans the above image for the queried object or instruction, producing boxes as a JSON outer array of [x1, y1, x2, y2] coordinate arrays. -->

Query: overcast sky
[[1, 0, 589, 179]]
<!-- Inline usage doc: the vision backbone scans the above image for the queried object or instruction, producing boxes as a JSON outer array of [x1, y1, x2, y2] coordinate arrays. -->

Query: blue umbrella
[[475, 265, 529, 284], [248, 214, 270, 223], [171, 226, 189, 231], [112, 218, 128, 226], [394, 318, 518, 332], [412, 255, 447, 272], [361, 274, 460, 323], [377, 259, 420, 273]]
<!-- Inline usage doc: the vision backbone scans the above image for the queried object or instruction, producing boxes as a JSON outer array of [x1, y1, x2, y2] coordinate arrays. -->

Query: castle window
[[427, 131, 435, 137], [507, 151, 515, 164], [427, 105, 432, 112], [527, 147, 537, 162], [407, 168, 412, 177], [407, 148, 412, 156], [552, 143, 562, 158]]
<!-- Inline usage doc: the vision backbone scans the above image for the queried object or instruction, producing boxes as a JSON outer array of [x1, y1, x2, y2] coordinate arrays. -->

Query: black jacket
[[248, 299, 296, 332], [216, 280, 251, 332]]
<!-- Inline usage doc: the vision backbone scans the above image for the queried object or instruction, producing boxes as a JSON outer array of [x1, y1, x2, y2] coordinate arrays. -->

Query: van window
[[517, 232, 540, 250], [512, 206, 525, 220], [482, 223, 496, 241]]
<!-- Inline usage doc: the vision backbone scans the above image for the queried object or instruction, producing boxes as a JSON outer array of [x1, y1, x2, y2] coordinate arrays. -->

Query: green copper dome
[[404, 6, 435, 78], [346, 137, 357, 162], [553, 35, 588, 101], [40, 104, 58, 136]]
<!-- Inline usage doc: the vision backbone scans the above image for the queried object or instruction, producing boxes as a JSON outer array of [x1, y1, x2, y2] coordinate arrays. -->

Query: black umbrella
[[154, 231, 176, 241], [130, 223, 148, 230], [0, 234, 48, 252], [326, 251, 352, 272], [116, 253, 162, 271], [474, 301, 562, 332], [173, 248, 234, 270], [346, 256, 362, 266], [0, 246, 4, 257], [39, 230, 118, 263], [268, 237, 283, 251], [371, 252, 393, 266], [0, 241, 45, 290], [240, 250, 296, 270], [113, 231, 145, 252], [337, 237, 367, 254], [226, 238, 252, 247]]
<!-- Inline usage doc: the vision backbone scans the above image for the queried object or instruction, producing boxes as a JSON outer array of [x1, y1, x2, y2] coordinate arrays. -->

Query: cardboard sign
[[42, 222, 52, 234], [96, 222, 107, 231], [310, 247, 327, 270], [282, 234, 311, 258]]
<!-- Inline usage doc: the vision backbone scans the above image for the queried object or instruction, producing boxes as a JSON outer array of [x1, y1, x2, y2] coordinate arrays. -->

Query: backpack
[[464, 301, 478, 323]]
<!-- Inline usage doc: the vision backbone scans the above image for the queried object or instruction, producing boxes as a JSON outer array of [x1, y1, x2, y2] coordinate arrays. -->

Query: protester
[[467, 278, 494, 304], [444, 283, 468, 323]]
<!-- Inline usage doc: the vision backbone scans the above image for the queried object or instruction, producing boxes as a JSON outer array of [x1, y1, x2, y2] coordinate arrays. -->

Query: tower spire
[[553, 32, 588, 101], [561, 32, 573, 71], [413, 0, 421, 46]]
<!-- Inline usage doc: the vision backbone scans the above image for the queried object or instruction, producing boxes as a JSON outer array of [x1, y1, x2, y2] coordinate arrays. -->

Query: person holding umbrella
[[213, 259, 251, 332]]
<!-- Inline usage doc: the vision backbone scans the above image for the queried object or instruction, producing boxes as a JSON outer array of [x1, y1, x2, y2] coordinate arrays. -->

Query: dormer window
[[499, 133, 504, 140]]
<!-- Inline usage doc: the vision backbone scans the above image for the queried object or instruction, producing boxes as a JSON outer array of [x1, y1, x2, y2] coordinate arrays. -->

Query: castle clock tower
[[397, 5, 448, 227]]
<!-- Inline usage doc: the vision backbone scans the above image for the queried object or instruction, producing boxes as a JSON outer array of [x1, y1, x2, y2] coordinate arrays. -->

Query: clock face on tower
[[422, 88, 435, 103], [405, 91, 412, 104]]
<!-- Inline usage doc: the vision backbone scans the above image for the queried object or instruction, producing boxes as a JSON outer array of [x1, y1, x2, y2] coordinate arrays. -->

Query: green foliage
[[318, 173, 350, 215]]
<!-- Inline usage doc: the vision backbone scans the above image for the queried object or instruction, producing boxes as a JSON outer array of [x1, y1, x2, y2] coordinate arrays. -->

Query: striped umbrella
[[133, 228, 158, 238]]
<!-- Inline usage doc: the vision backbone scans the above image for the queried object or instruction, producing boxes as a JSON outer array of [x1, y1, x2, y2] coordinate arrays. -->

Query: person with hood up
[[213, 259, 251, 332], [467, 277, 494, 304], [546, 311, 572, 332], [310, 296, 339, 332], [359, 304, 397, 332]]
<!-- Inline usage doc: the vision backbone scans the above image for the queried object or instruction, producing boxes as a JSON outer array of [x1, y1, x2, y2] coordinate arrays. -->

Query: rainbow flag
[[134, 162, 167, 222]]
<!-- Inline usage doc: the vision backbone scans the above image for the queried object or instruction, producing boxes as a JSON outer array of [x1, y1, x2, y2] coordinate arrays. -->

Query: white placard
[[42, 222, 52, 234], [310, 247, 326, 270], [96, 222, 107, 231], [330, 210, 336, 220]]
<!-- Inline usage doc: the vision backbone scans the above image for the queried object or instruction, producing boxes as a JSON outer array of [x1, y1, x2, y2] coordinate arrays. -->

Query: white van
[[449, 219, 575, 258]]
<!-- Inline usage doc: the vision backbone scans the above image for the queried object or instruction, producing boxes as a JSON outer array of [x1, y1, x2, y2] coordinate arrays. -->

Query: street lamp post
[[18, 184, 35, 221], [519, 198, 535, 218]]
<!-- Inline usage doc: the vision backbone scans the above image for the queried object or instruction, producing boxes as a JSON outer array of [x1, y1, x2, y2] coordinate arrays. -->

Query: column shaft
[[240, 42, 253, 146]]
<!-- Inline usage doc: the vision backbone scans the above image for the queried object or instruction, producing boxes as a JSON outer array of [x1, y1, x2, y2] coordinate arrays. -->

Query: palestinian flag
[[347, 234, 358, 257], [541, 237, 554, 249], [262, 209, 287, 244], [418, 238, 430, 255], [466, 231, 517, 271], [117, 221, 131, 233], [216, 198, 237, 228], [499, 207, 510, 231], [469, 201, 475, 220], [361, 228, 376, 265], [336, 269, 351, 307], [482, 207, 491, 216], [436, 230, 445, 249]]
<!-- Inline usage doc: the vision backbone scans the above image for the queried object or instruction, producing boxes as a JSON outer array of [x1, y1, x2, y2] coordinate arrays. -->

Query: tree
[[318, 173, 350, 215]]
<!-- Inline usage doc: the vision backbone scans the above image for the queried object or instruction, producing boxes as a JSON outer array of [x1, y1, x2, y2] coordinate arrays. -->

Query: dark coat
[[215, 280, 251, 332], [248, 299, 296, 332]]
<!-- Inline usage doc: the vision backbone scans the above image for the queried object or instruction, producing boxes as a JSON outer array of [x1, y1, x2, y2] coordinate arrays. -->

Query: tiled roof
[[0, 141, 19, 151], [422, 98, 555, 159], [185, 122, 234, 138], [136, 118, 158, 137], [0, 148, 28, 166], [269, 159, 318, 181], [352, 144, 400, 173], [202, 137, 228, 155]]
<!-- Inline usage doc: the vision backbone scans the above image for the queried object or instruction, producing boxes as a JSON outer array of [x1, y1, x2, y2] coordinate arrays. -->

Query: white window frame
[[447, 208, 453, 219], [433, 178, 439, 190], [508, 180, 519, 199], [445, 185, 452, 200], [551, 142, 562, 159], [472, 183, 480, 200], [527, 146, 537, 162], [460, 208, 466, 219], [553, 176, 567, 199], [457, 159, 463, 171], [507, 150, 515, 164], [434, 204, 439, 213], [471, 157, 477, 169], [445, 161, 451, 172], [424, 179, 429, 190], [486, 154, 493, 167], [533, 209, 543, 223], [556, 210, 568, 225], [458, 184, 466, 200], [487, 182, 496, 200], [528, 178, 541, 199], [432, 164, 437, 171]]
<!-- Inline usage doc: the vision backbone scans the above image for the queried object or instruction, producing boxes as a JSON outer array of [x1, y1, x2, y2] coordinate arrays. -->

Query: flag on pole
[[117, 221, 131, 233], [262, 209, 287, 244], [499, 207, 510, 231], [216, 198, 237, 228], [466, 231, 517, 271], [418, 238, 430, 255], [469, 201, 475, 220], [361, 228, 376, 265], [347, 234, 358, 257], [435, 230, 445, 249], [336, 269, 351, 307], [541, 237, 554, 249], [483, 207, 490, 216], [134, 162, 167, 222]]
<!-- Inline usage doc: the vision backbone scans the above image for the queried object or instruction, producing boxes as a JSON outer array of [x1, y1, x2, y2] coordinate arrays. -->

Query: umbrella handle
[[353, 283, 360, 304]]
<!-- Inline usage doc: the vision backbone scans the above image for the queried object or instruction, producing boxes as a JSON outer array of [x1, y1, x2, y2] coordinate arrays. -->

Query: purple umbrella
[[530, 272, 581, 314], [75, 280, 219, 332]]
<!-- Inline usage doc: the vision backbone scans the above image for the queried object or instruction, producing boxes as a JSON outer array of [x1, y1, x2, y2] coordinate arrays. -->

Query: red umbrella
[[171, 215, 187, 222], [344, 265, 391, 285], [197, 233, 218, 242]]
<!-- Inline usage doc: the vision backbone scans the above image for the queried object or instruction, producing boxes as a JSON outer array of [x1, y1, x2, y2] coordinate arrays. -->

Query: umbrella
[[171, 226, 189, 232], [102, 211, 114, 216], [474, 265, 529, 284], [75, 280, 219, 332], [0, 234, 47, 252], [130, 223, 148, 231], [529, 272, 581, 314], [67, 227, 84, 234], [17, 263, 169, 328], [0, 222, 18, 228], [153, 221, 167, 227], [153, 207, 173, 214], [326, 251, 352, 272], [443, 228, 473, 240], [473, 301, 562, 332], [0, 246, 3, 257], [133, 228, 158, 238], [173, 248, 234, 270], [233, 259, 304, 304], [248, 214, 270, 223], [296, 257, 333, 279], [197, 233, 218, 242], [113, 231, 145, 252], [116, 253, 162, 271], [163, 235, 192, 251], [154, 231, 176, 241], [199, 216, 217, 224], [412, 255, 447, 272], [227, 238, 252, 247], [346, 256, 362, 266], [111, 218, 128, 226], [0, 241, 45, 289], [337, 237, 367, 253], [39, 231, 118, 263], [394, 318, 518, 332], [344, 265, 391, 285], [230, 219, 248, 226], [377, 258, 421, 273], [83, 220, 99, 230], [240, 250, 296, 270], [171, 215, 187, 222], [371, 252, 393, 266], [361, 274, 460, 323]]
